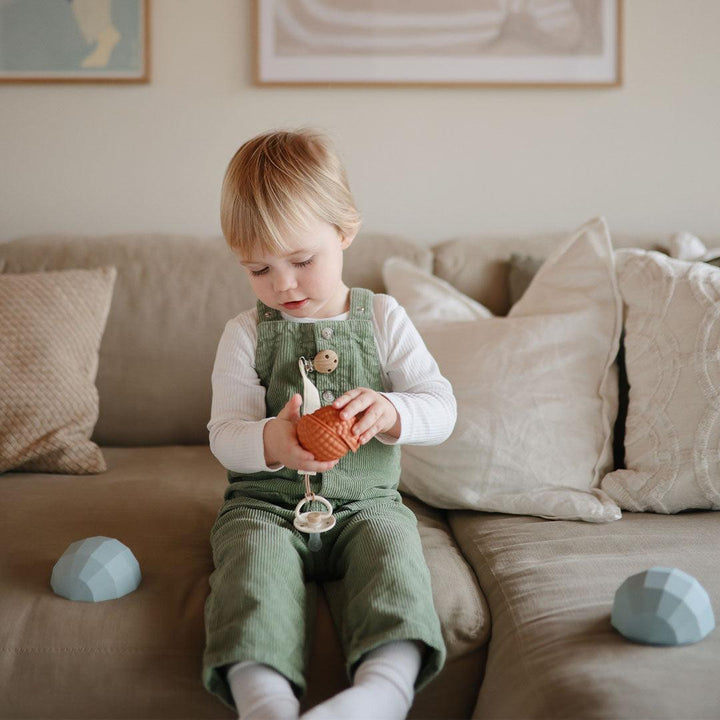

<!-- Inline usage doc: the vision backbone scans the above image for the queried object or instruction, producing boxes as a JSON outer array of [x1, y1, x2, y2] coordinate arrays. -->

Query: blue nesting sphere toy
[[51, 536, 142, 602], [611, 567, 715, 646]]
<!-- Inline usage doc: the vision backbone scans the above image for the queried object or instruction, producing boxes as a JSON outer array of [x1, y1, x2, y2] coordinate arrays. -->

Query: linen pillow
[[382, 256, 492, 323], [505, 251, 630, 470], [0, 267, 116, 474], [399, 217, 622, 522], [601, 250, 720, 513]]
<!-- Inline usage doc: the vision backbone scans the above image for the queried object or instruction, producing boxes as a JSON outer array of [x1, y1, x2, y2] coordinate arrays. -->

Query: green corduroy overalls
[[202, 289, 445, 709]]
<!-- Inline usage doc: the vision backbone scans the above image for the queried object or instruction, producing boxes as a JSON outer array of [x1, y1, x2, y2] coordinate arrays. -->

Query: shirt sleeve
[[372, 294, 457, 446], [207, 309, 282, 473]]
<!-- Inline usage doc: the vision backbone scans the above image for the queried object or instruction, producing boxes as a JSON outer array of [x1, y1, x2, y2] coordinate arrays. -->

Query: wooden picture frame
[[0, 0, 150, 84], [255, 0, 621, 87]]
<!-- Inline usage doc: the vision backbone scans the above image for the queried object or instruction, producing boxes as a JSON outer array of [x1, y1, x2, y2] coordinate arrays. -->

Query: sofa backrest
[[0, 233, 431, 446], [432, 231, 684, 316], [4, 227, 717, 446]]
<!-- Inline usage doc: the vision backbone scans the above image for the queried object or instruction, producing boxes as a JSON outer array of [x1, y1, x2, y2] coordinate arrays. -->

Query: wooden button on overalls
[[313, 349, 338, 374]]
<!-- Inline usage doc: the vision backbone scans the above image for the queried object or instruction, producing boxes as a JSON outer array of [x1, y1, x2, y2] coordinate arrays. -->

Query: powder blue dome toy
[[611, 567, 715, 646], [51, 536, 141, 602]]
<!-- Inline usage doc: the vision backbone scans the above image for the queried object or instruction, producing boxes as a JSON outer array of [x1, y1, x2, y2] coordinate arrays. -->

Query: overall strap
[[257, 300, 280, 323], [349, 288, 373, 320], [257, 289, 373, 323]]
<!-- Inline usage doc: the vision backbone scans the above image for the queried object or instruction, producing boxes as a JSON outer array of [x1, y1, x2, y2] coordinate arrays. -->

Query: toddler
[[202, 129, 456, 720]]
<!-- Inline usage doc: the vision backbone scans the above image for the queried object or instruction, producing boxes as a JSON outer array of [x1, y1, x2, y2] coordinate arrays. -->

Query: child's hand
[[263, 393, 339, 472], [333, 388, 400, 444]]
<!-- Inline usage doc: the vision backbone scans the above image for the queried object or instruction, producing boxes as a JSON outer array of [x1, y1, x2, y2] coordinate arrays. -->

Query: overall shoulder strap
[[256, 300, 280, 323], [349, 288, 373, 319]]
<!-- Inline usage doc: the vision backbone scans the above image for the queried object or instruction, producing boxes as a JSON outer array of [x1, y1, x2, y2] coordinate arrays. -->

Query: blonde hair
[[220, 129, 361, 256]]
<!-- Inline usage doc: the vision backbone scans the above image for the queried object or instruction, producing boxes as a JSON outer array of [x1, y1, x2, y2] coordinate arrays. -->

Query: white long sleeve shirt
[[208, 293, 456, 474]]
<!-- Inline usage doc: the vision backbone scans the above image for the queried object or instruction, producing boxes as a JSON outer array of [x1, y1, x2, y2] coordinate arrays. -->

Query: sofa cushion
[[0, 446, 485, 719], [395, 218, 622, 522], [402, 496, 490, 660], [602, 250, 720, 513], [432, 231, 676, 317], [507, 253, 544, 306], [345, 232, 433, 291], [0, 267, 116, 474], [432, 233, 567, 317], [0, 446, 230, 719], [450, 509, 720, 719], [0, 233, 430, 447], [0, 235, 253, 446]]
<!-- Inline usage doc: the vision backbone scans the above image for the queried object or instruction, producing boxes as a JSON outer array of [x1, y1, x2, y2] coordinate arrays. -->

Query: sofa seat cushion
[[0, 446, 486, 719], [403, 496, 491, 660], [0, 446, 231, 719], [450, 510, 720, 719]]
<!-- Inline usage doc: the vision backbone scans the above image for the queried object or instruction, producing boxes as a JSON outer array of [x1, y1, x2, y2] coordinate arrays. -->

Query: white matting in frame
[[0, 0, 150, 83], [256, 0, 621, 87]]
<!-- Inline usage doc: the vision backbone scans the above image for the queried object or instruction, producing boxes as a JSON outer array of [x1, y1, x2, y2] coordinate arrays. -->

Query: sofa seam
[[464, 530, 549, 716], [1, 647, 195, 655]]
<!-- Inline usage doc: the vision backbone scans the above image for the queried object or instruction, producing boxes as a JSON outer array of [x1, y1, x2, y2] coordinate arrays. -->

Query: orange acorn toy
[[296, 405, 361, 462]]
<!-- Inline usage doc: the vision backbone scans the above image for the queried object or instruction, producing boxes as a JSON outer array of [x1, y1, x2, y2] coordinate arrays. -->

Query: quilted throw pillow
[[601, 250, 720, 512], [0, 267, 116, 474], [396, 217, 623, 522]]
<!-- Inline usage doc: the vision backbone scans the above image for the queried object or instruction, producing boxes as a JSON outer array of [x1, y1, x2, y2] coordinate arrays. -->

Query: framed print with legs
[[0, 0, 150, 83]]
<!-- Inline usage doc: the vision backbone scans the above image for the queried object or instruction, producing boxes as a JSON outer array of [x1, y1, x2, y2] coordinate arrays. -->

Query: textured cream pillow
[[382, 256, 492, 323], [399, 217, 622, 522], [601, 250, 720, 513], [0, 267, 116, 474]]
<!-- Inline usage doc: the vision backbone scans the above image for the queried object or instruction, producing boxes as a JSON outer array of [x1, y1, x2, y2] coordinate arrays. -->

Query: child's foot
[[227, 662, 300, 720], [300, 641, 421, 720], [300, 683, 407, 720]]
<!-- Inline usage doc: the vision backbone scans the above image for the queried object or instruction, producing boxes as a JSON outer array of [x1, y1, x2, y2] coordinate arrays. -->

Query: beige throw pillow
[[0, 267, 116, 474], [382, 256, 493, 323], [601, 250, 720, 513], [398, 218, 622, 522]]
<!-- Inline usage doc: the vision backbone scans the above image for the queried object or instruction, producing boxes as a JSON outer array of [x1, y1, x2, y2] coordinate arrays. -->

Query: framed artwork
[[256, 0, 621, 87], [0, 0, 150, 83]]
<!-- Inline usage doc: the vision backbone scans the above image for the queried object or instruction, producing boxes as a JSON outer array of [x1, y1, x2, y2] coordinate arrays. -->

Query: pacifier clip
[[293, 357, 336, 549]]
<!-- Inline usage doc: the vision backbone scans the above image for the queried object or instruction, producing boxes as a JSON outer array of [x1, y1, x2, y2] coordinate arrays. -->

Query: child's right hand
[[263, 393, 339, 473]]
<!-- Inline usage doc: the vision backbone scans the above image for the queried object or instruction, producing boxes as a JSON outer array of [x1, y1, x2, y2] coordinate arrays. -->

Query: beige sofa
[[1, 230, 719, 720]]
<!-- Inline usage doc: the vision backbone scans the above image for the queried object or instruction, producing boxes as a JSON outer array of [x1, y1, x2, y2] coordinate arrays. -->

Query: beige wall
[[1, 0, 719, 244]]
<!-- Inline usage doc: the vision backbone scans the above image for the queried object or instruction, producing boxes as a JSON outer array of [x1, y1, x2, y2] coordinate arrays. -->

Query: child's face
[[239, 217, 354, 319]]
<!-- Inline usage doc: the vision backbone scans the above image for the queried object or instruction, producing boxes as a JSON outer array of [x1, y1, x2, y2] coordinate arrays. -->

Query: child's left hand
[[333, 388, 400, 444]]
